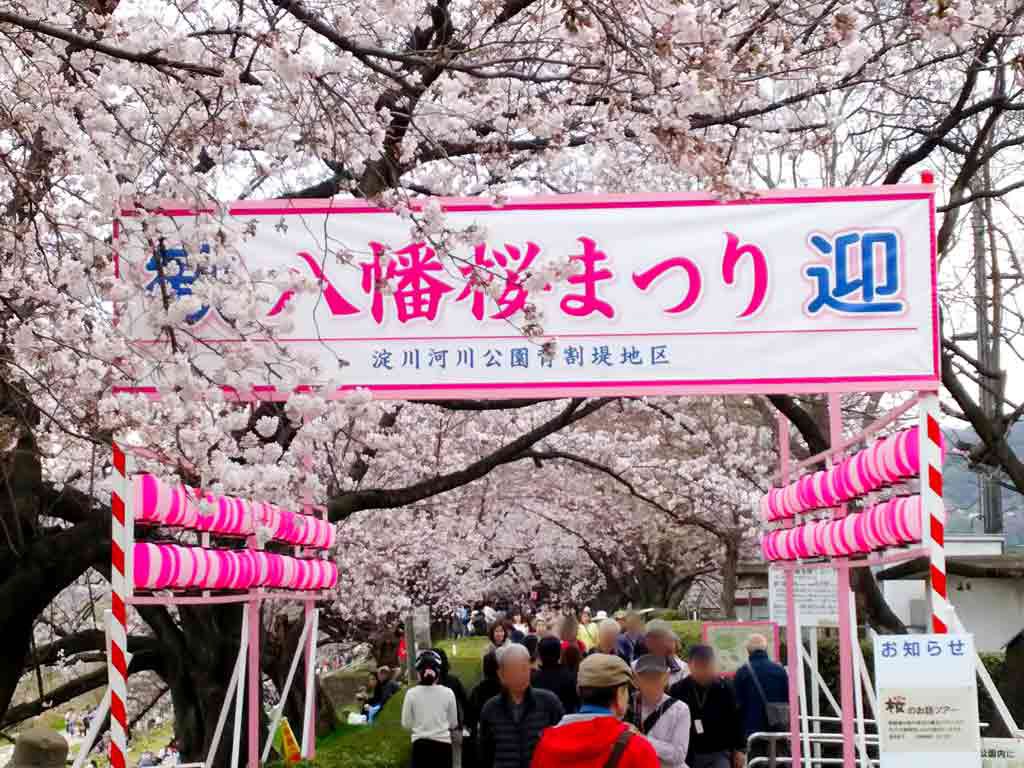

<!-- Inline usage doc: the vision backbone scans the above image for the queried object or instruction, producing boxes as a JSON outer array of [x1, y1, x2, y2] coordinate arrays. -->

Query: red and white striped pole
[[109, 443, 135, 768], [920, 393, 947, 633]]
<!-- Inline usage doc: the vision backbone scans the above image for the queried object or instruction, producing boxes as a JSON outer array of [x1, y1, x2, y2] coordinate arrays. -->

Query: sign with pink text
[[115, 186, 938, 400]]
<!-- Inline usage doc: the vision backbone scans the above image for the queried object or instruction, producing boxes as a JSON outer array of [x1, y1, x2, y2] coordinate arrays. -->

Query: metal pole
[[920, 393, 948, 633], [247, 594, 261, 768], [797, 616, 812, 764], [810, 629, 821, 765], [971, 193, 1003, 534], [778, 414, 803, 768], [828, 393, 856, 768], [231, 609, 249, 768], [301, 601, 319, 759], [849, 598, 868, 765]]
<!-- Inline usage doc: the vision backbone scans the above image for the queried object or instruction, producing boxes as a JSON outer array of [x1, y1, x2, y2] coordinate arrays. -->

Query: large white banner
[[875, 633, 982, 768], [116, 187, 938, 399]]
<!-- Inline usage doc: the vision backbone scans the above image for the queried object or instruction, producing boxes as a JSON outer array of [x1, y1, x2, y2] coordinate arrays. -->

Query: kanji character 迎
[[805, 230, 905, 315]]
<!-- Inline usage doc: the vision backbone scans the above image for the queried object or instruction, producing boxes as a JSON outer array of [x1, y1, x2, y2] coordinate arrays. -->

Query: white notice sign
[[982, 738, 1024, 768], [769, 566, 839, 627], [874, 634, 981, 768]]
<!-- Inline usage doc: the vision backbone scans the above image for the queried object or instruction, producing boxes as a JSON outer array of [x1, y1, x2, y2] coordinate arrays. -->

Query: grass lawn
[[668, 621, 703, 652], [312, 636, 490, 768]]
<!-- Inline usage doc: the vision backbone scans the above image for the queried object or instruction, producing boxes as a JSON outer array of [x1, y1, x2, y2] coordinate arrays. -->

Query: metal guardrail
[[746, 727, 880, 768]]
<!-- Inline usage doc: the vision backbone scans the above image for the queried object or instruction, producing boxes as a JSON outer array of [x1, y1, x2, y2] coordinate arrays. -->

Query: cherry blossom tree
[[3, 0, 1024, 761]]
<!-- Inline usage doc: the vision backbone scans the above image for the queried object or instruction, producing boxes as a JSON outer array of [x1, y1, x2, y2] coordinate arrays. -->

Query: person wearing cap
[[532, 636, 580, 714], [668, 646, 745, 768], [478, 644, 564, 768], [577, 608, 599, 650], [636, 620, 688, 688], [403, 650, 459, 768], [631, 655, 691, 768], [530, 653, 659, 768]]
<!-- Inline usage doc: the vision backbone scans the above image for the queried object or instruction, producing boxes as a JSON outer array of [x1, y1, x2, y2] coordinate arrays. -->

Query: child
[[401, 650, 458, 768]]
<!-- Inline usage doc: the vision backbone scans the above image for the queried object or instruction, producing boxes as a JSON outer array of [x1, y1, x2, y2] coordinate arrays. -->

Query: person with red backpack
[[530, 654, 658, 768]]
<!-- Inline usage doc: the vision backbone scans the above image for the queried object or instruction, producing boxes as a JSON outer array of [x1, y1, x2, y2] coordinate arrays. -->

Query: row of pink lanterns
[[134, 474, 335, 549], [761, 426, 941, 522], [761, 495, 924, 561], [133, 543, 338, 591]]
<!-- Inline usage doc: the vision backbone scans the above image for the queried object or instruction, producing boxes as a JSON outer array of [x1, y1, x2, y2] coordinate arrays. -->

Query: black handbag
[[745, 662, 790, 731]]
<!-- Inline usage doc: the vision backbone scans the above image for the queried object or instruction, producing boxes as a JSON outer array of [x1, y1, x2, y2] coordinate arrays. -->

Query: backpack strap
[[602, 728, 634, 768], [641, 697, 677, 735], [745, 662, 770, 705]]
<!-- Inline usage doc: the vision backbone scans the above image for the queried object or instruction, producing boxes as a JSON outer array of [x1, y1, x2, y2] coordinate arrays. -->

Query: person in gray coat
[[478, 644, 564, 768]]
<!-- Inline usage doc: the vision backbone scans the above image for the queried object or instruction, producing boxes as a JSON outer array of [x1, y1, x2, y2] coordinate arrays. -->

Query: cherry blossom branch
[[518, 448, 725, 538], [0, 10, 242, 81], [326, 397, 613, 520]]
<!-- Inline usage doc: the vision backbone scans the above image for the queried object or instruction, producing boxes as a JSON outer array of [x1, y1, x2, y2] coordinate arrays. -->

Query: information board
[[874, 633, 981, 768], [769, 566, 839, 627], [702, 621, 780, 675]]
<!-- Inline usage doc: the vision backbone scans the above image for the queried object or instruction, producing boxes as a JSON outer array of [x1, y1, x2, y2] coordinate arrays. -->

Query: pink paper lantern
[[861, 505, 885, 551], [813, 521, 830, 556], [876, 501, 903, 547], [903, 496, 924, 542], [833, 517, 856, 556], [808, 471, 828, 508], [779, 484, 799, 519], [135, 475, 200, 528], [876, 437, 901, 484], [845, 452, 870, 497], [782, 532, 798, 561], [828, 462, 849, 503], [863, 444, 886, 490], [851, 513, 872, 554], [797, 475, 816, 512], [800, 522, 821, 558]]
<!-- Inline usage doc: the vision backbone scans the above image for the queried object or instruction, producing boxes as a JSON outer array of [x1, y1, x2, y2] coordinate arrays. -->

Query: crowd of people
[[402, 608, 790, 768]]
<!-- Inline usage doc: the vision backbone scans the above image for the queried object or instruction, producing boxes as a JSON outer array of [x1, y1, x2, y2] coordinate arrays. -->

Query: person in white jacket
[[631, 655, 692, 768], [402, 650, 459, 768]]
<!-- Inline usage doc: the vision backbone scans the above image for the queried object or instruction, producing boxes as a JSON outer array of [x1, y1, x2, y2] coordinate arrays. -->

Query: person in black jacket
[[531, 636, 580, 714], [478, 644, 564, 768], [668, 646, 745, 768], [466, 652, 503, 768]]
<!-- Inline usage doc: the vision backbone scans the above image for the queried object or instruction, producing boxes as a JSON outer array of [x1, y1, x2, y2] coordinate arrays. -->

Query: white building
[[877, 535, 1024, 652]]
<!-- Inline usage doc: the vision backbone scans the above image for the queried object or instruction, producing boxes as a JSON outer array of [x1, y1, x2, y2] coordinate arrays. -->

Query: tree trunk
[[720, 538, 740, 620], [851, 568, 906, 633]]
